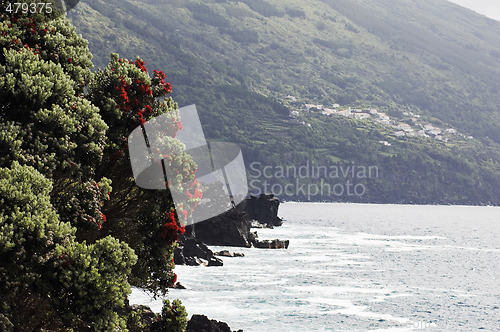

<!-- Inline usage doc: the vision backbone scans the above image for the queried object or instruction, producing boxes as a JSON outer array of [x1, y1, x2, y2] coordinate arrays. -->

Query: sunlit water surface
[[130, 203, 500, 331]]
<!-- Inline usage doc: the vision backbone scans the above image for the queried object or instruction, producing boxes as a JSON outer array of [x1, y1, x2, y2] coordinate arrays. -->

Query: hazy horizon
[[448, 0, 500, 21]]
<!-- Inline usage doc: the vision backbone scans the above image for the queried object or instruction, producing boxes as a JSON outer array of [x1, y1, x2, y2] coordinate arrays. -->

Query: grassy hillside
[[67, 0, 500, 204]]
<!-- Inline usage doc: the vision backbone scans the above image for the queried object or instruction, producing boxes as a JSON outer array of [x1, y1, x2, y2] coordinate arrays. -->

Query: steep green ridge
[[67, 0, 500, 204]]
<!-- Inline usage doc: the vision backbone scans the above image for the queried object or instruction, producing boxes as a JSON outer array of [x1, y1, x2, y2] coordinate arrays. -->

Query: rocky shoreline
[[187, 315, 243, 332], [136, 194, 287, 331], [174, 194, 288, 267]]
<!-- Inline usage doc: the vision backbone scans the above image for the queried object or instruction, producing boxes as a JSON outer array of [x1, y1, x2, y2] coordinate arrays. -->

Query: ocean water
[[130, 203, 500, 331]]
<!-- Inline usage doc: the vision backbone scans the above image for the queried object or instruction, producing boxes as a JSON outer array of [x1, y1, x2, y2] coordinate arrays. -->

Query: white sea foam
[[129, 203, 500, 331]]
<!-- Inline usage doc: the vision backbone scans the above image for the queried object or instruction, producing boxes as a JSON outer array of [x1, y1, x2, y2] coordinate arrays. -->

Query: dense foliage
[[0, 162, 137, 330], [0, 2, 195, 330], [68, 0, 500, 204]]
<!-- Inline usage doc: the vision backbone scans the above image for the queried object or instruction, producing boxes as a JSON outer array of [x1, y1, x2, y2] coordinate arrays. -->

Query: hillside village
[[285, 95, 474, 145]]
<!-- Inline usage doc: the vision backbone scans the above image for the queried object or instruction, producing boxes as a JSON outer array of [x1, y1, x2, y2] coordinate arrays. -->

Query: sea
[[129, 203, 500, 331]]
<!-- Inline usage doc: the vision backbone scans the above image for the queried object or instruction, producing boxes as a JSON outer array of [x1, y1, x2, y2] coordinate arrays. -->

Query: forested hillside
[[68, 0, 500, 204]]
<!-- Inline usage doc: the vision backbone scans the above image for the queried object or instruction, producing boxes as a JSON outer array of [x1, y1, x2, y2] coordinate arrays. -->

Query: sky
[[448, 0, 500, 21]]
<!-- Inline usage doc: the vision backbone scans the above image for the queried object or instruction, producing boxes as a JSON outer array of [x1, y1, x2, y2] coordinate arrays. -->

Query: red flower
[[153, 69, 167, 80], [68, 58, 73, 63], [101, 213, 107, 222], [138, 84, 150, 95], [134, 59, 147, 72], [164, 83, 172, 93], [159, 222, 179, 243], [166, 211, 176, 223], [194, 187, 202, 199]]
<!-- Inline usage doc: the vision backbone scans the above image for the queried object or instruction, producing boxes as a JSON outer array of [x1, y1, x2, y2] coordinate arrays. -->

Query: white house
[[417, 130, 428, 137], [397, 123, 413, 132], [378, 113, 390, 121], [354, 113, 370, 120], [336, 109, 351, 117], [376, 119, 391, 125], [446, 128, 457, 134], [394, 131, 406, 137], [428, 128, 442, 136], [323, 108, 337, 113], [321, 109, 336, 116], [305, 104, 323, 110]]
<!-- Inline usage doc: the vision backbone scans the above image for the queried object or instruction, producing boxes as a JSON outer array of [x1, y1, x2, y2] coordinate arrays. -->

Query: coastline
[[129, 194, 287, 331], [130, 203, 500, 331]]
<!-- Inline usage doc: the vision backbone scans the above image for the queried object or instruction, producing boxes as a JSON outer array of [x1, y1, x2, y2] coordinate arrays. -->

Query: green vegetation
[[66, 0, 500, 204], [1, 0, 499, 329], [0, 2, 192, 330]]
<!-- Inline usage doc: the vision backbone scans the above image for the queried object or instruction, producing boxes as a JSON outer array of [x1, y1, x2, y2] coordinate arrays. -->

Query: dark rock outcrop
[[125, 303, 157, 332], [174, 238, 223, 267], [254, 239, 289, 249], [193, 208, 255, 248], [240, 194, 283, 227], [193, 195, 284, 248], [186, 314, 242, 332], [176, 195, 288, 262], [214, 250, 245, 257], [173, 282, 186, 289]]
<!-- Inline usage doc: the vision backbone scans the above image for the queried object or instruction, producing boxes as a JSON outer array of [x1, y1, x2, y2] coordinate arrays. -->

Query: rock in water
[[214, 250, 245, 257], [186, 314, 241, 332], [194, 208, 253, 247], [254, 239, 290, 249], [173, 282, 186, 289], [174, 238, 224, 266], [241, 194, 283, 227], [189, 194, 288, 249]]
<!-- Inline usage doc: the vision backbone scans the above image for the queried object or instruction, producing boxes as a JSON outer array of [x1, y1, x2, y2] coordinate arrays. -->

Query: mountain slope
[[68, 0, 500, 204]]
